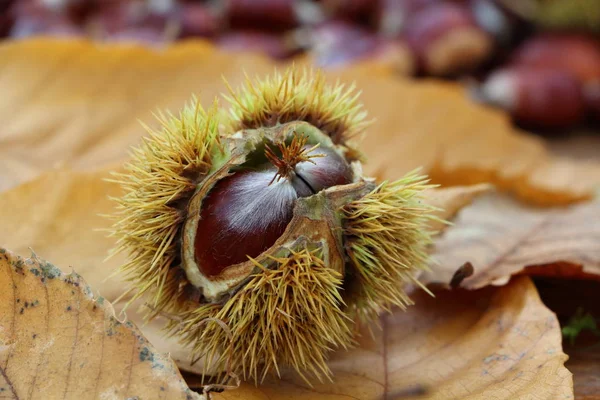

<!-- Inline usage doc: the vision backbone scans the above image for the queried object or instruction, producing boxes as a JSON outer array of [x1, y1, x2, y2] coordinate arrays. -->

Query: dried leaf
[[0, 39, 274, 191], [209, 277, 572, 399], [424, 194, 600, 288], [0, 248, 201, 400], [0, 167, 125, 301], [424, 183, 492, 233], [0, 39, 599, 205]]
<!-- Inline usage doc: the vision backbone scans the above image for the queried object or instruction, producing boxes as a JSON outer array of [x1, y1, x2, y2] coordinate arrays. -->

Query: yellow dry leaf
[[0, 166, 126, 301], [208, 277, 572, 400], [424, 194, 600, 288], [0, 248, 201, 400], [0, 39, 599, 206]]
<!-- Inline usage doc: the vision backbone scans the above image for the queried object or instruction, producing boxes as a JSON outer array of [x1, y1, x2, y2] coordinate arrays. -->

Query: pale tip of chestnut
[[426, 27, 493, 76], [294, 0, 326, 26], [477, 66, 586, 128], [474, 69, 517, 111]]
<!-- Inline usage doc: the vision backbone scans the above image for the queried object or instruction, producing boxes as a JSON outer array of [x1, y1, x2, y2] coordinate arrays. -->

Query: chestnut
[[402, 2, 493, 76], [195, 139, 352, 277], [298, 20, 415, 73], [511, 33, 600, 84], [477, 66, 586, 128]]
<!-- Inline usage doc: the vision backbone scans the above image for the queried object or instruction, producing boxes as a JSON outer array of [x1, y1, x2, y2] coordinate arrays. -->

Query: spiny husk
[[107, 98, 221, 309], [224, 68, 369, 145], [108, 67, 438, 384], [170, 248, 353, 384], [342, 171, 436, 324]]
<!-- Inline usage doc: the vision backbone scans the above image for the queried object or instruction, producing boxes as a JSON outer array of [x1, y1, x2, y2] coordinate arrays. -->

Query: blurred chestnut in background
[[215, 29, 301, 59], [224, 0, 300, 32], [378, 0, 440, 37], [402, 2, 493, 76], [178, 2, 222, 38], [510, 33, 600, 118], [295, 20, 414, 73], [88, 0, 180, 45], [477, 66, 586, 129], [511, 33, 600, 83], [321, 0, 379, 27], [10, 0, 84, 38], [468, 0, 527, 47]]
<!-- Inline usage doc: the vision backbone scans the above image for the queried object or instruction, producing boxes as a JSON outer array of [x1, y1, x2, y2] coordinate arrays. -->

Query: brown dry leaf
[[207, 277, 572, 399], [0, 39, 274, 191], [424, 194, 600, 289], [424, 183, 492, 232], [0, 248, 201, 400], [0, 166, 126, 301], [0, 39, 599, 205]]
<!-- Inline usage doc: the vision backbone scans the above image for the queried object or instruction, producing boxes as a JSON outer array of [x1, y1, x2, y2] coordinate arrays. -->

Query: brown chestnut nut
[[511, 33, 600, 83], [477, 66, 586, 128], [403, 2, 493, 76], [195, 139, 352, 277], [511, 33, 600, 119]]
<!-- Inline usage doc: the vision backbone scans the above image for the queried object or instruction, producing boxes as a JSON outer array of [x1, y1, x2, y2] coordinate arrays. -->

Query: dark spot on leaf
[[66, 306, 72, 311], [40, 262, 60, 279], [32, 334, 37, 339], [19, 308, 24, 314], [139, 347, 155, 363]]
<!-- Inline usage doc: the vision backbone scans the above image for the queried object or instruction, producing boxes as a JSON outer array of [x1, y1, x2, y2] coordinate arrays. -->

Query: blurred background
[[1, 0, 600, 137]]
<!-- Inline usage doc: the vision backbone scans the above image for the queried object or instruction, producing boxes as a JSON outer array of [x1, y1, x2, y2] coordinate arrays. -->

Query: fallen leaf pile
[[0, 38, 599, 399]]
